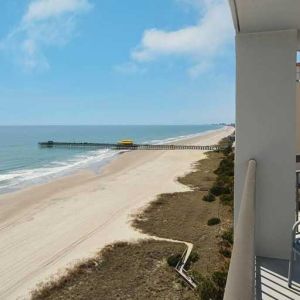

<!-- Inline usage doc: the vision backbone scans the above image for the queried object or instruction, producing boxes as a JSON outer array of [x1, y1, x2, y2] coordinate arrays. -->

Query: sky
[[0, 0, 235, 125]]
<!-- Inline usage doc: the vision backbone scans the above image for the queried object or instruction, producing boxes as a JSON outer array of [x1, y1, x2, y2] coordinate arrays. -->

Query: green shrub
[[210, 184, 230, 196], [216, 178, 234, 194], [167, 253, 181, 267], [202, 192, 216, 202], [209, 185, 224, 196], [221, 228, 233, 245], [217, 175, 233, 185], [218, 137, 232, 152], [207, 217, 221, 226], [220, 194, 233, 205], [222, 145, 233, 156], [215, 155, 234, 177], [167, 251, 199, 270], [212, 271, 227, 289], [185, 251, 199, 269], [198, 277, 219, 300], [190, 270, 204, 284], [188, 251, 200, 263], [193, 271, 226, 300], [219, 247, 231, 258]]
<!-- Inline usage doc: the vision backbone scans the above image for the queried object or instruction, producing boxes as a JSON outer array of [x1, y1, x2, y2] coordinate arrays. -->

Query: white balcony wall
[[235, 29, 298, 259], [297, 84, 300, 154]]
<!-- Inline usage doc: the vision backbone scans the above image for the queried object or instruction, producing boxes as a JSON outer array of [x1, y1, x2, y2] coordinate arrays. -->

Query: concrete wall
[[297, 84, 300, 154], [235, 30, 298, 259]]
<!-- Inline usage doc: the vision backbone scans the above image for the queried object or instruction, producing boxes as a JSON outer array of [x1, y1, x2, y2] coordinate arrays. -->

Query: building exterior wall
[[235, 30, 298, 259], [297, 84, 300, 154]]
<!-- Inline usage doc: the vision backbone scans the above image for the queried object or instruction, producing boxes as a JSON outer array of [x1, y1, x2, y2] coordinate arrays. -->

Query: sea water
[[0, 125, 223, 193]]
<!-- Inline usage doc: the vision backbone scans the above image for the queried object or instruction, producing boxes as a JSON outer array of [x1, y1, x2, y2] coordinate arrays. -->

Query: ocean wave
[[0, 126, 225, 194], [144, 126, 224, 145], [0, 149, 119, 193]]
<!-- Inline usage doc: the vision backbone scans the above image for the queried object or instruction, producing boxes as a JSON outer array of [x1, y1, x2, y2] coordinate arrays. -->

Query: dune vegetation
[[32, 137, 234, 300]]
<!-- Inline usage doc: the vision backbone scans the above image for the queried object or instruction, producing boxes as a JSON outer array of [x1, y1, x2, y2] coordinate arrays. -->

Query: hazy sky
[[0, 0, 235, 125]]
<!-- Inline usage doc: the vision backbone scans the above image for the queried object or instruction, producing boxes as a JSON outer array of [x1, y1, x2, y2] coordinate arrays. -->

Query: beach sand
[[0, 126, 234, 300]]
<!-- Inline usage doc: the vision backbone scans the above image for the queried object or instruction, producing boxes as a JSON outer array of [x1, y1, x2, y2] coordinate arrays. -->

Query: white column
[[235, 29, 298, 259], [297, 84, 300, 154]]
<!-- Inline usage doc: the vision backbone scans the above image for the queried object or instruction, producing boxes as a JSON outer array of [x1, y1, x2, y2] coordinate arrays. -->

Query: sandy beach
[[0, 126, 233, 300]]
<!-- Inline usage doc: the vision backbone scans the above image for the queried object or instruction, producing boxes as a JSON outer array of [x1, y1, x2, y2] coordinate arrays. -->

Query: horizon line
[[0, 123, 231, 127]]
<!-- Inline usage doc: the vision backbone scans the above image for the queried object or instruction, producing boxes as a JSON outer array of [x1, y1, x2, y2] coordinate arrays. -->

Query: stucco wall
[[297, 83, 300, 154], [235, 29, 298, 259]]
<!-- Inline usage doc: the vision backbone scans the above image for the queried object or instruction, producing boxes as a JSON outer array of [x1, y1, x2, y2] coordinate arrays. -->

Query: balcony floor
[[256, 256, 300, 299]]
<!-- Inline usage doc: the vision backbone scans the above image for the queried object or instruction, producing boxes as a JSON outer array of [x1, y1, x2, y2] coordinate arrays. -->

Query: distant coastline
[[0, 124, 224, 194]]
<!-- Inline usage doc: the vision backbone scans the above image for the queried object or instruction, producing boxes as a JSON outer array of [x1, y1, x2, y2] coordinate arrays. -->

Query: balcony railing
[[224, 159, 256, 300]]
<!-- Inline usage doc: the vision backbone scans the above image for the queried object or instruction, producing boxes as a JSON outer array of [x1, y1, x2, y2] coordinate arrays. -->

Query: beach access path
[[0, 126, 234, 300]]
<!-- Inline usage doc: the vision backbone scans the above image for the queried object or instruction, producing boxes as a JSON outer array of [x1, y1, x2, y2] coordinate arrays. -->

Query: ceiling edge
[[228, 0, 240, 33]]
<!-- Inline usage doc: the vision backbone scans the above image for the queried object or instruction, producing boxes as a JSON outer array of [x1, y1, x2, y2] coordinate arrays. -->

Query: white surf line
[[148, 235, 197, 289]]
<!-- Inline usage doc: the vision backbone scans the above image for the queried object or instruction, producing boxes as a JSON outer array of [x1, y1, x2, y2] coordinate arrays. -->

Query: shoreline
[[0, 126, 234, 299], [0, 125, 225, 196]]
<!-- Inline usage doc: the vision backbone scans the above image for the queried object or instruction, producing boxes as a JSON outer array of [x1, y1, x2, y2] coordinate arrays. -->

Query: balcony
[[256, 256, 300, 299], [226, 0, 300, 299], [224, 160, 300, 299]]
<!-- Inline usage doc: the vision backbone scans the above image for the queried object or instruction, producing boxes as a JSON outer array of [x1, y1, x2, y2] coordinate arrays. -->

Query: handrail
[[175, 243, 197, 289], [224, 159, 256, 300], [149, 236, 197, 288]]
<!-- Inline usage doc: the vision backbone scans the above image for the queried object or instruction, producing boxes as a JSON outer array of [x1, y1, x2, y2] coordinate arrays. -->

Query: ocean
[[0, 125, 223, 193]]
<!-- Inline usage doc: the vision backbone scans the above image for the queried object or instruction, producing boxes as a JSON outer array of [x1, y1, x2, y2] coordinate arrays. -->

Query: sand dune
[[0, 126, 233, 299]]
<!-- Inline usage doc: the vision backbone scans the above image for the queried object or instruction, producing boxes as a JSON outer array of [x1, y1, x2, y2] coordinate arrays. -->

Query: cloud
[[131, 0, 234, 77], [1, 0, 92, 71], [188, 61, 212, 78], [23, 0, 91, 23]]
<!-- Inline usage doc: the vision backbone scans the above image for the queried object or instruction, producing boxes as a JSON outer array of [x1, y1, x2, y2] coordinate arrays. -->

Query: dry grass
[[133, 151, 233, 276], [31, 150, 233, 300], [32, 241, 195, 300]]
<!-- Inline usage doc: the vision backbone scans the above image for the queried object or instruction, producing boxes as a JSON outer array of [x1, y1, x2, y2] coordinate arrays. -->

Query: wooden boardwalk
[[39, 141, 223, 151]]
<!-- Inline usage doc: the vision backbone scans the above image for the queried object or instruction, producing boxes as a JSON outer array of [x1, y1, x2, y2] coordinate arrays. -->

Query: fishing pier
[[38, 141, 223, 151]]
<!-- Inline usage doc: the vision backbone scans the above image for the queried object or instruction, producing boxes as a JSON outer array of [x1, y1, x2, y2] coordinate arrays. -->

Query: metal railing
[[224, 159, 256, 300], [175, 244, 197, 289]]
